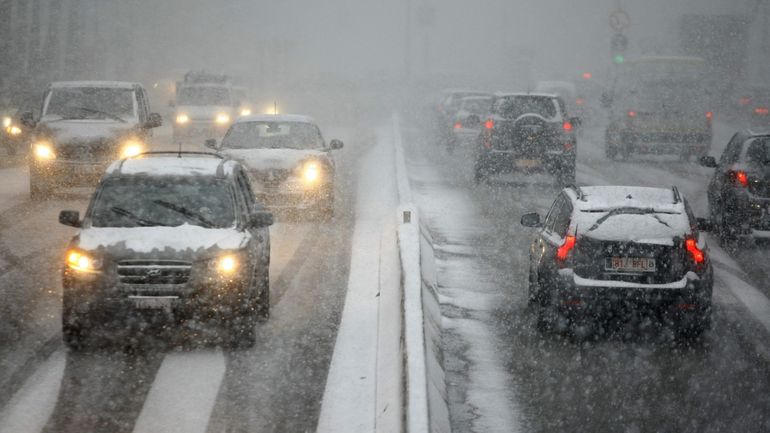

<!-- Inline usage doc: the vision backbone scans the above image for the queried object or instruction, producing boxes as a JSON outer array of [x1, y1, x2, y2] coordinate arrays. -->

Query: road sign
[[609, 9, 630, 32]]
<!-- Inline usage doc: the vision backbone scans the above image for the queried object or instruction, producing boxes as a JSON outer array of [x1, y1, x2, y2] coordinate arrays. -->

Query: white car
[[213, 114, 344, 219]]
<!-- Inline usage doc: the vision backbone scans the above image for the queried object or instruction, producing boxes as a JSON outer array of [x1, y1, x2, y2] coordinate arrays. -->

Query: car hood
[[37, 119, 138, 145], [222, 148, 328, 172], [73, 224, 250, 260]]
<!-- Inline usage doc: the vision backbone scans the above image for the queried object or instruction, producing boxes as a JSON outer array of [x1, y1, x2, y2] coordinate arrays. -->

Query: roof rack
[[568, 184, 585, 201], [672, 186, 682, 204], [115, 151, 226, 176]]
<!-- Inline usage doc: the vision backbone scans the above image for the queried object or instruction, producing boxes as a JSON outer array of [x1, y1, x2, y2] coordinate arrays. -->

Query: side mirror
[[520, 212, 542, 227], [144, 112, 162, 129], [204, 138, 219, 150], [168, 99, 176, 108], [20, 111, 36, 128], [699, 156, 718, 168], [59, 210, 81, 228], [249, 211, 274, 228], [329, 139, 344, 150], [696, 217, 714, 232]]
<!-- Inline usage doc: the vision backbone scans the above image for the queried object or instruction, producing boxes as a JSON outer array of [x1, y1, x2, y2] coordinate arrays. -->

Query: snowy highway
[[402, 115, 770, 432], [0, 127, 363, 433]]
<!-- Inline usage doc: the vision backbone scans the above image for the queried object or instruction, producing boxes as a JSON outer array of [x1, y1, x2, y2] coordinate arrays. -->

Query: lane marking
[[132, 350, 225, 433], [0, 350, 65, 433]]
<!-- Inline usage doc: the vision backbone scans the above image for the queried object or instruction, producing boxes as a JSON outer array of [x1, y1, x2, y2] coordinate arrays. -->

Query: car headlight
[[120, 140, 145, 158], [33, 141, 56, 160], [66, 249, 103, 273], [210, 253, 240, 275], [175, 113, 190, 124], [7, 125, 22, 136], [2, 116, 11, 128], [302, 161, 321, 183], [240, 108, 252, 116], [215, 113, 231, 124]]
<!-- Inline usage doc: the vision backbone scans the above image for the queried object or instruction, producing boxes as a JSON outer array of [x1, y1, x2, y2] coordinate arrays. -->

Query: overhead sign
[[609, 9, 631, 32]]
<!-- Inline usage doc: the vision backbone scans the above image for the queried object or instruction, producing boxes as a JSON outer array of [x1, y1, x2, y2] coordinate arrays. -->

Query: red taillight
[[685, 238, 705, 264], [556, 235, 576, 261], [454, 121, 462, 129], [755, 107, 769, 115], [582, 72, 592, 80], [484, 119, 494, 129], [739, 96, 751, 106], [706, 111, 713, 120], [732, 170, 749, 187], [563, 121, 573, 131], [628, 111, 637, 117], [575, 98, 585, 106]]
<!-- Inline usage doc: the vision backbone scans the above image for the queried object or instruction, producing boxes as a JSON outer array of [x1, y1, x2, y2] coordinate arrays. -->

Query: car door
[[711, 134, 743, 213], [531, 194, 568, 281]]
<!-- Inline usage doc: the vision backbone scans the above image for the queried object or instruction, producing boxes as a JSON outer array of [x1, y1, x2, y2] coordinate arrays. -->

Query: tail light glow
[[454, 121, 462, 129], [685, 238, 705, 264], [706, 111, 713, 120], [563, 121, 573, 131], [484, 119, 494, 129], [628, 111, 637, 118], [732, 170, 749, 187], [755, 107, 769, 115], [556, 235, 576, 261]]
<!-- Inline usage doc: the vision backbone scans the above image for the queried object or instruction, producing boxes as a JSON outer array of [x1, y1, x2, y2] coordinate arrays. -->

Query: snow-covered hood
[[37, 118, 139, 145], [74, 224, 250, 260], [176, 105, 232, 120], [222, 148, 328, 172]]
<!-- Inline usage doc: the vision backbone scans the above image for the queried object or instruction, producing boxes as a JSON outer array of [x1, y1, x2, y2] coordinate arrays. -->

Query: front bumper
[[31, 159, 110, 186]]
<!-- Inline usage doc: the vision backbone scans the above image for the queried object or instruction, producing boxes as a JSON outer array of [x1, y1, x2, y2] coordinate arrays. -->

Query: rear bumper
[[477, 149, 575, 174]]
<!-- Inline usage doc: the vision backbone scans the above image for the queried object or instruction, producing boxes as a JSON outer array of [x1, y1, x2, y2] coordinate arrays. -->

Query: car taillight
[[685, 237, 705, 264], [706, 111, 713, 120], [556, 235, 576, 261], [627, 111, 637, 118], [484, 119, 494, 129], [575, 98, 585, 106], [755, 107, 769, 115], [454, 121, 462, 129], [731, 170, 749, 187], [563, 121, 573, 131]]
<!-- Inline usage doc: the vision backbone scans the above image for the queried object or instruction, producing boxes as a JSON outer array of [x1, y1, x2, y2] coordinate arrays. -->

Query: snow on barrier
[[393, 114, 451, 433]]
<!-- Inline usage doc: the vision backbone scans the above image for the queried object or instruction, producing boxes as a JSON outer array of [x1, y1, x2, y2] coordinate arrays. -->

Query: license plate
[[130, 296, 176, 311], [514, 159, 540, 168], [605, 257, 656, 273]]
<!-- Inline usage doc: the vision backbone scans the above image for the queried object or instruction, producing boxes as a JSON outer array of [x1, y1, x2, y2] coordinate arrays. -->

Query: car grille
[[57, 140, 116, 162], [252, 169, 291, 188], [116, 260, 192, 285], [574, 239, 684, 285]]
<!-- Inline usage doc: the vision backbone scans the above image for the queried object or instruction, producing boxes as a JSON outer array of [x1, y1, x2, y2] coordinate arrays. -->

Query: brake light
[[454, 121, 462, 129], [685, 238, 705, 264], [563, 121, 573, 131], [575, 98, 585, 106], [755, 107, 769, 115], [627, 111, 637, 117], [732, 170, 749, 187], [556, 235, 576, 261], [582, 72, 592, 80], [484, 119, 494, 129], [706, 111, 713, 120]]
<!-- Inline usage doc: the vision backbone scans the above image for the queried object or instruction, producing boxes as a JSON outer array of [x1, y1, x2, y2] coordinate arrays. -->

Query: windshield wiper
[[152, 200, 216, 228], [587, 207, 657, 232], [69, 106, 126, 123], [110, 207, 168, 227]]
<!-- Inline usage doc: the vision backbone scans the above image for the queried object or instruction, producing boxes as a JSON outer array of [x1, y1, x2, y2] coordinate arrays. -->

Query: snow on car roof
[[49, 81, 138, 89], [574, 186, 682, 212], [495, 92, 560, 99], [105, 155, 238, 177], [234, 114, 316, 124]]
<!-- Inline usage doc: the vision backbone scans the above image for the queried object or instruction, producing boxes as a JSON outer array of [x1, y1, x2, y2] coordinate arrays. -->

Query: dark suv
[[58, 152, 273, 349], [521, 185, 713, 337], [700, 131, 770, 243], [475, 93, 578, 186]]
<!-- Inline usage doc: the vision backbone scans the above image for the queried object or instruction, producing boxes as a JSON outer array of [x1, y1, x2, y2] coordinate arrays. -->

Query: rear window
[[744, 137, 770, 166], [494, 96, 558, 119]]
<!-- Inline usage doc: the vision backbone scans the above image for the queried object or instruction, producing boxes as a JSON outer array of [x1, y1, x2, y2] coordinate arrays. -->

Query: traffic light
[[613, 54, 625, 64]]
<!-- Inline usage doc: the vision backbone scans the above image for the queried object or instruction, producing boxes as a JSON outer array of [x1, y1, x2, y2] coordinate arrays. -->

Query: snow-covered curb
[[393, 114, 451, 433]]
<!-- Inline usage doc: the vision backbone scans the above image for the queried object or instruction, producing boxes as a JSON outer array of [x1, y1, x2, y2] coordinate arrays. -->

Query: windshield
[[44, 87, 135, 119], [90, 177, 235, 228], [460, 98, 492, 114], [177, 86, 232, 106], [222, 121, 324, 149], [495, 96, 557, 119]]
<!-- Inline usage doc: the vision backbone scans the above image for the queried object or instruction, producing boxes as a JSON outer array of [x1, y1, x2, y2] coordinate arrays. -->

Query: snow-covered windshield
[[90, 177, 235, 228], [177, 86, 231, 106], [222, 121, 324, 150], [44, 88, 135, 119]]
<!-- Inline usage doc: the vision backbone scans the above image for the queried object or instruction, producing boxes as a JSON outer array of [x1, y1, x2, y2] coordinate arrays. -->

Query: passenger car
[[475, 92, 578, 186], [521, 185, 713, 337], [433, 89, 492, 146], [22, 81, 163, 199], [58, 152, 273, 349], [172, 71, 249, 141], [214, 114, 343, 219], [448, 95, 494, 152], [700, 131, 770, 243]]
